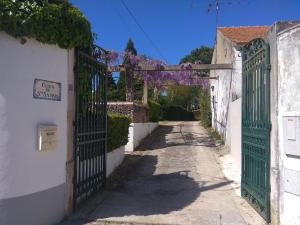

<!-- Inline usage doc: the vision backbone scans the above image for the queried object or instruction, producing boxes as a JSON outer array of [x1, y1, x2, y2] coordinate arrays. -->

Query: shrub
[[148, 100, 161, 122], [162, 105, 195, 121], [0, 0, 93, 49], [107, 113, 131, 152], [199, 89, 212, 127]]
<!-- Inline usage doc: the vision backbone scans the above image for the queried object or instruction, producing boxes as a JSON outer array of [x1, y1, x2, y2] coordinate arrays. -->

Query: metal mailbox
[[38, 124, 58, 151], [283, 116, 300, 157]]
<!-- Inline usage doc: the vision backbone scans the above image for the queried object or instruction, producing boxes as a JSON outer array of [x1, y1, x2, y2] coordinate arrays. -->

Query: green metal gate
[[241, 38, 271, 222], [73, 46, 108, 208]]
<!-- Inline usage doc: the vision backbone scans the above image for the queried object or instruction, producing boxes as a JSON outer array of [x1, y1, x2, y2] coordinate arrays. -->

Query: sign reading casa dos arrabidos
[[33, 79, 61, 101]]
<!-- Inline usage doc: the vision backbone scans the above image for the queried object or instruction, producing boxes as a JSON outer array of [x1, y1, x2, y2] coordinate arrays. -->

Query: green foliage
[[162, 105, 195, 121], [179, 45, 213, 127], [125, 38, 137, 55], [208, 128, 224, 145], [148, 100, 161, 122], [166, 85, 199, 111], [180, 46, 214, 64], [116, 71, 126, 101], [199, 89, 212, 127], [107, 75, 119, 101], [107, 113, 131, 152], [0, 0, 93, 49], [133, 78, 144, 101]]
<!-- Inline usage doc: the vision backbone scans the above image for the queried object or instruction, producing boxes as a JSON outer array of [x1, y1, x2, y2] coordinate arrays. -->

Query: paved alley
[[64, 122, 265, 225]]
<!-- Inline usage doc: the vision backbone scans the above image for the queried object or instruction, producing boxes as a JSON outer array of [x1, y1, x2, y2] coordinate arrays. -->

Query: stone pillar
[[125, 67, 134, 102], [143, 80, 148, 105]]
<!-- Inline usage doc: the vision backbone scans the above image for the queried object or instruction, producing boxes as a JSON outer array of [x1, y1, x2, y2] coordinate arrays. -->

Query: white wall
[[0, 32, 70, 225], [107, 122, 158, 177], [277, 25, 300, 225], [230, 98, 242, 168], [125, 122, 158, 152], [210, 32, 242, 147], [106, 146, 125, 177]]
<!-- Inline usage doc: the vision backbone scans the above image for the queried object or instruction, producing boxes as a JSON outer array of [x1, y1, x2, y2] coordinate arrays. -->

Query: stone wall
[[107, 102, 149, 123]]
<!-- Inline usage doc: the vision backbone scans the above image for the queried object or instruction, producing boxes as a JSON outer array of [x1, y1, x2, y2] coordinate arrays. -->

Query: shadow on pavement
[[62, 123, 232, 225], [87, 153, 232, 221], [137, 123, 215, 151]]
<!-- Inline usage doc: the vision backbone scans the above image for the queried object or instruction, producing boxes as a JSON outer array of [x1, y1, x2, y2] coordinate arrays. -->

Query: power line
[[106, 0, 148, 54], [120, 0, 167, 62]]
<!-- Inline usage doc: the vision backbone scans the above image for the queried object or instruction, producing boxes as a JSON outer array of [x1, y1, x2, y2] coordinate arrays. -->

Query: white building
[[210, 25, 269, 167], [0, 31, 74, 225], [210, 21, 300, 225], [0, 30, 159, 225]]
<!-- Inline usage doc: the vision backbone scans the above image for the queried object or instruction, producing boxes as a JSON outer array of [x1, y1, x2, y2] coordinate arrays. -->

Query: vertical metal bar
[[97, 69, 100, 188], [73, 46, 108, 208], [265, 43, 271, 222], [104, 56, 108, 185], [73, 49, 80, 210]]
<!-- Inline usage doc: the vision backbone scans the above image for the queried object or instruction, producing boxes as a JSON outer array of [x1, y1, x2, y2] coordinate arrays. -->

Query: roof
[[218, 26, 270, 44]]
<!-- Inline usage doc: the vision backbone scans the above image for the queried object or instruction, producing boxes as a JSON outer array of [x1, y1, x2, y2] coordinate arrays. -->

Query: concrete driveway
[[64, 121, 265, 225]]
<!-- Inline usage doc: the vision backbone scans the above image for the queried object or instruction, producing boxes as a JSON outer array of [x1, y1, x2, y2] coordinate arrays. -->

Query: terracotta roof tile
[[218, 26, 270, 44]]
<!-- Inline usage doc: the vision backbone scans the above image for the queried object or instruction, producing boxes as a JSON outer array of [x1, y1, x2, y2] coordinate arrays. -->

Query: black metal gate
[[241, 38, 271, 222], [73, 47, 107, 208]]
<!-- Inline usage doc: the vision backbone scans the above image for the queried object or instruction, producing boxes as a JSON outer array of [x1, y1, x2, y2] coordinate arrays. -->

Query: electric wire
[[120, 0, 167, 62]]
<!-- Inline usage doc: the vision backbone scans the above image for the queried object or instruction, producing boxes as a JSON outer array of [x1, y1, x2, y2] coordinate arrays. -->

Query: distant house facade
[[210, 25, 269, 166], [210, 21, 300, 225]]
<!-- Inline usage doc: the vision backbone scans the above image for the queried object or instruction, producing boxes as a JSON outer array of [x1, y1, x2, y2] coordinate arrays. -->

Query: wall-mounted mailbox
[[283, 116, 300, 156], [284, 168, 300, 196], [38, 124, 58, 151]]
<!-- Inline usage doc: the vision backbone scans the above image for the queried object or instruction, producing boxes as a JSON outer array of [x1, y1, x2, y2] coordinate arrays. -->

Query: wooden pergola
[[108, 63, 232, 103]]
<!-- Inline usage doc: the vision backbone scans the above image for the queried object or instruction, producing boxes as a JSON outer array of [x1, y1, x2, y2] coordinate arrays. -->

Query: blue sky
[[71, 0, 300, 64]]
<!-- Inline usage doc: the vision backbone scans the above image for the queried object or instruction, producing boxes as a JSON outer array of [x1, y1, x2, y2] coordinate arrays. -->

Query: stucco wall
[[229, 98, 242, 168], [267, 23, 281, 225], [210, 31, 242, 147], [125, 122, 159, 152], [0, 32, 71, 225], [277, 24, 300, 225], [106, 146, 125, 177]]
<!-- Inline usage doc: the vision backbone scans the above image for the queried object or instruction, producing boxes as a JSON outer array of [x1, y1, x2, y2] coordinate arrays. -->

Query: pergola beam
[[108, 63, 232, 72], [109, 63, 229, 103]]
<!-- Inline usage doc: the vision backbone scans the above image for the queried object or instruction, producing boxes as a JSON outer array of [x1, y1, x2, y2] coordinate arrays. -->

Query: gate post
[[143, 80, 148, 105], [125, 67, 134, 102], [66, 48, 76, 214]]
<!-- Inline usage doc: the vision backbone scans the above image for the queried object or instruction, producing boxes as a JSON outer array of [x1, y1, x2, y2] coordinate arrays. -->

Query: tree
[[107, 74, 118, 101], [166, 85, 199, 111], [125, 38, 137, 55], [180, 46, 213, 64], [179, 45, 213, 127], [116, 38, 143, 101]]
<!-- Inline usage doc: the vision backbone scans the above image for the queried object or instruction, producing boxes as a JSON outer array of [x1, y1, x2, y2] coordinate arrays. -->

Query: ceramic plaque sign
[[33, 79, 61, 101]]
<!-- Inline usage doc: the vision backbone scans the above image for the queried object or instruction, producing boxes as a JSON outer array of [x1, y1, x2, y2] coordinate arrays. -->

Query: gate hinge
[[266, 64, 271, 71]]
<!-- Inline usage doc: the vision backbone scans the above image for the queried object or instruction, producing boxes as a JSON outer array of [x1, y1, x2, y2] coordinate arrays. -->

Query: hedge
[[107, 113, 131, 152], [162, 105, 195, 121], [148, 100, 161, 122], [0, 0, 93, 49], [199, 89, 212, 127]]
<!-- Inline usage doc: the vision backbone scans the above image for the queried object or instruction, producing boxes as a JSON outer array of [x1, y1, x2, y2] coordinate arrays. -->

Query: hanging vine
[[0, 0, 93, 49], [99, 50, 210, 92]]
